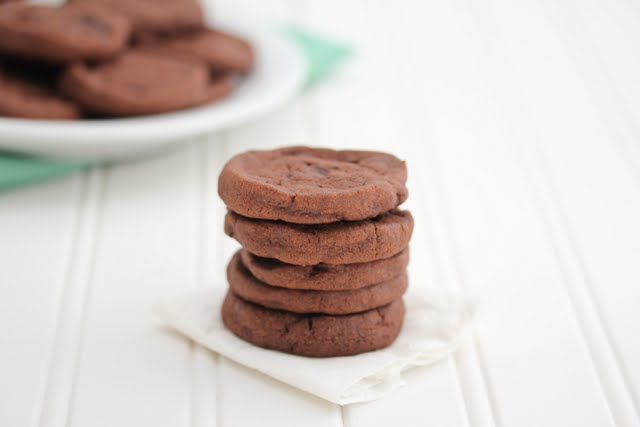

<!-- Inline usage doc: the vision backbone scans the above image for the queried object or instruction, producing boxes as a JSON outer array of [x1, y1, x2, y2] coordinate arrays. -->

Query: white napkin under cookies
[[153, 288, 475, 405]]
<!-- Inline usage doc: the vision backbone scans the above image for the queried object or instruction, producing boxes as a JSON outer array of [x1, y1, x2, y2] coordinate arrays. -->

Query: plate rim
[[0, 18, 307, 160]]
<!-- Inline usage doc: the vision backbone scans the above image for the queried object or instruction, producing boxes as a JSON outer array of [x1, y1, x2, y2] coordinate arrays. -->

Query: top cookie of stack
[[219, 146, 408, 224], [219, 146, 413, 357], [0, 0, 254, 119]]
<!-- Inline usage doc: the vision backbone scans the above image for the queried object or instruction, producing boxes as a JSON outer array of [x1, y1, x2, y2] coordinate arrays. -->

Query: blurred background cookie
[[59, 49, 233, 116], [0, 69, 80, 119], [0, 0, 254, 120], [138, 28, 254, 74], [68, 0, 204, 37], [0, 2, 131, 62]]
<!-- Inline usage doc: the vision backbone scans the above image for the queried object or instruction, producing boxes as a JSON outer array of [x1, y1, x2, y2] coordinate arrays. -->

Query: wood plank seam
[[301, 94, 319, 147], [30, 174, 84, 427], [35, 168, 109, 427], [469, 1, 640, 423], [371, 1, 501, 421], [410, 154, 484, 427], [448, 359, 473, 427], [340, 405, 351, 427], [554, 0, 640, 184], [411, 161, 474, 427], [189, 139, 219, 427], [214, 355, 224, 427], [417, 151, 503, 427], [515, 136, 640, 426], [284, 0, 319, 149], [367, 2, 501, 421], [214, 135, 233, 427]]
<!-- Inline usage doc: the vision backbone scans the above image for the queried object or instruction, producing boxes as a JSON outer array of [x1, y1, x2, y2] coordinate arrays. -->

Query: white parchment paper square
[[153, 289, 475, 405]]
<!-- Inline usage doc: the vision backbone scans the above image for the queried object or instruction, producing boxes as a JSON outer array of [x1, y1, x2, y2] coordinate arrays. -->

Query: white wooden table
[[2, 0, 640, 425]]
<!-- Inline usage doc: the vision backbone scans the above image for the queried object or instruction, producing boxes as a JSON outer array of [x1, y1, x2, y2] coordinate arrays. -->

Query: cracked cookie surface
[[224, 209, 414, 265], [228, 250, 408, 314], [222, 291, 405, 357], [218, 146, 408, 224]]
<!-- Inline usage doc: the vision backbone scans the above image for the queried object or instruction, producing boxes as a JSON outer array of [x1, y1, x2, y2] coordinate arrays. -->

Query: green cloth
[[0, 156, 87, 190], [0, 28, 351, 191], [284, 27, 352, 86]]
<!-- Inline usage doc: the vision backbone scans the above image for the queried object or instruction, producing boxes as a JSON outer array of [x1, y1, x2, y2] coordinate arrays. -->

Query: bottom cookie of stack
[[222, 291, 405, 357]]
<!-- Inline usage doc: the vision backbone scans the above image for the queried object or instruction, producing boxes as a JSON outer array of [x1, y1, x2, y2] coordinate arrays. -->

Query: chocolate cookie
[[224, 209, 414, 265], [228, 250, 407, 314], [218, 147, 408, 224], [222, 291, 405, 357], [60, 50, 233, 116], [0, 71, 81, 119], [241, 248, 409, 291], [0, 3, 130, 62], [70, 0, 203, 36], [139, 29, 254, 74]]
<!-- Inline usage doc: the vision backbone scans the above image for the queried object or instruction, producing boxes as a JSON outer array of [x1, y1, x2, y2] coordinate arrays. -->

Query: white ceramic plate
[[0, 18, 306, 161]]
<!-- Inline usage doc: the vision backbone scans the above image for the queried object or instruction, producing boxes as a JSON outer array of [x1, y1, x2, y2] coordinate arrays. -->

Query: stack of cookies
[[218, 147, 414, 357], [0, 0, 253, 119]]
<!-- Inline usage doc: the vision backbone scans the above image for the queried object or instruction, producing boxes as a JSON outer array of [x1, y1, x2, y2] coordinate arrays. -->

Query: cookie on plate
[[228, 250, 407, 314], [60, 50, 233, 116], [0, 2, 130, 62], [69, 0, 203, 36], [224, 209, 414, 265], [218, 146, 408, 224], [240, 248, 409, 291], [222, 291, 405, 357], [139, 28, 254, 74], [0, 70, 81, 119]]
